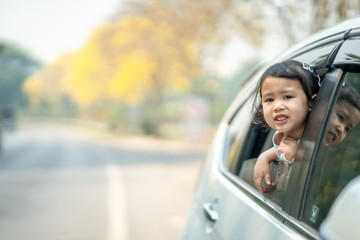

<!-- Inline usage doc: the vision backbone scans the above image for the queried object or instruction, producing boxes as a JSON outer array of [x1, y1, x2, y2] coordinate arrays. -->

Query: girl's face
[[324, 100, 360, 146], [261, 77, 311, 140]]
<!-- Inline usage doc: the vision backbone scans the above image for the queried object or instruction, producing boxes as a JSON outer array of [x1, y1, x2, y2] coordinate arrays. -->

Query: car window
[[302, 71, 360, 229], [226, 97, 255, 173], [225, 64, 270, 173], [222, 40, 343, 214], [291, 42, 336, 67]]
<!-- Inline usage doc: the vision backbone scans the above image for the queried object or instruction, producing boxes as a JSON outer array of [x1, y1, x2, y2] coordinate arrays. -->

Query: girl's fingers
[[254, 175, 264, 193], [265, 173, 272, 186]]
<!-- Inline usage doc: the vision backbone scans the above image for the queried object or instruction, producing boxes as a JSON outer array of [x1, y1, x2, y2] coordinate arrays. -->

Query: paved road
[[0, 122, 207, 240]]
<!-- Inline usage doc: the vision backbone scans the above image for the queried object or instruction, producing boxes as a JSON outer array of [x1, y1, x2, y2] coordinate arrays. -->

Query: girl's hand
[[277, 136, 298, 163], [264, 162, 289, 195], [254, 148, 276, 193]]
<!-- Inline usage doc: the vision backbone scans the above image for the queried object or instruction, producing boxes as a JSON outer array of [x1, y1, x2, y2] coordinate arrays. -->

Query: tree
[[267, 0, 360, 46], [23, 0, 264, 134], [108, 0, 264, 134], [0, 42, 39, 110], [26, 0, 360, 136], [23, 54, 75, 116]]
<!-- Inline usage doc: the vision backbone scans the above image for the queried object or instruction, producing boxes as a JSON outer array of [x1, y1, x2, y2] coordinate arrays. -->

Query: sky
[[0, 0, 121, 63]]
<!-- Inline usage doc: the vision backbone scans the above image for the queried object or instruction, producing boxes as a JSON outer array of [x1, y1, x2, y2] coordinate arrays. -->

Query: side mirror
[[320, 176, 360, 240]]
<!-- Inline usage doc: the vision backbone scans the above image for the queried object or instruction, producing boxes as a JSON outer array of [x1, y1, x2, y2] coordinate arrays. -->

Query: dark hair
[[338, 83, 360, 111], [252, 60, 320, 128]]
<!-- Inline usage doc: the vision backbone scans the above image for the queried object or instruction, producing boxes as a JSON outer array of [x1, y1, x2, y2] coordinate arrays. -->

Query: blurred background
[[0, 0, 359, 239], [1, 0, 360, 138]]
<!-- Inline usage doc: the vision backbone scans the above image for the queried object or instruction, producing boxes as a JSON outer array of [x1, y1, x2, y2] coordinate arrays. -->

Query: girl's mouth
[[326, 131, 338, 144], [274, 114, 288, 124]]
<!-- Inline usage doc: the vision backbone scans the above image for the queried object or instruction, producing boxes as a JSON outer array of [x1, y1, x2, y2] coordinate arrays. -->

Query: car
[[183, 17, 360, 240]]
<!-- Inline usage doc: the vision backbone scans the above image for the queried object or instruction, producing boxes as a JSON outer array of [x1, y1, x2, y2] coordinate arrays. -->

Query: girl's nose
[[335, 125, 344, 136], [273, 100, 285, 111]]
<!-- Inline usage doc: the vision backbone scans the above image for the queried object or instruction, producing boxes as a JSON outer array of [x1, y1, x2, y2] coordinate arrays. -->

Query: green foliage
[[0, 42, 40, 108]]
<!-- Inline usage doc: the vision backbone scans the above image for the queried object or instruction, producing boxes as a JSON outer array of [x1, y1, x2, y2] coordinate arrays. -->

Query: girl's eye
[[337, 114, 344, 122], [284, 95, 292, 100], [264, 98, 274, 103]]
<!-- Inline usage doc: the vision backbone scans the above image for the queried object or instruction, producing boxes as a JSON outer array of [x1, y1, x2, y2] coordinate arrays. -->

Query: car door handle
[[203, 202, 219, 222]]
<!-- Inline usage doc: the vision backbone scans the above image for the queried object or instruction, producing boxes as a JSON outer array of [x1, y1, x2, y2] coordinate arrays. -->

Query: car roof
[[276, 17, 360, 61]]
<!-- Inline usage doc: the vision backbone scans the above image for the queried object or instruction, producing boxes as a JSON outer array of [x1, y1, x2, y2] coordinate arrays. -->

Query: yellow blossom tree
[[23, 0, 264, 134]]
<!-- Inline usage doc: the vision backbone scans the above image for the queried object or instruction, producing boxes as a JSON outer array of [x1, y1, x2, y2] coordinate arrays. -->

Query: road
[[0, 122, 207, 240]]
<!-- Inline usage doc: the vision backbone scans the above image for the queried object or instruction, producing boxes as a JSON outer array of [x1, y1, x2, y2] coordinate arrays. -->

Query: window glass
[[334, 39, 360, 64], [292, 42, 337, 67], [226, 98, 253, 172], [303, 72, 360, 229]]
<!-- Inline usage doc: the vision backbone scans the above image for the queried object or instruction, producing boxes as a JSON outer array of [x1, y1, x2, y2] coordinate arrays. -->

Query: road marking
[[106, 164, 128, 240]]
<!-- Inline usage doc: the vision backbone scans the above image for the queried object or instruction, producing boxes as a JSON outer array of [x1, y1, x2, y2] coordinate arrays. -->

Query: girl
[[252, 60, 320, 194]]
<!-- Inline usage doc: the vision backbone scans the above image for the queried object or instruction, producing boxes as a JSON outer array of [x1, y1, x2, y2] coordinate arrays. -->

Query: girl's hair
[[252, 60, 320, 128], [338, 83, 360, 111]]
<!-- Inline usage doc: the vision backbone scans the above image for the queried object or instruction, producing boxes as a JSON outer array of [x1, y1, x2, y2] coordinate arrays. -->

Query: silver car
[[183, 17, 360, 240]]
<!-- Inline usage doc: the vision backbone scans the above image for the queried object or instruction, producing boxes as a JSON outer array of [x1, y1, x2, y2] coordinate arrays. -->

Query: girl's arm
[[254, 147, 277, 194], [277, 136, 299, 163]]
